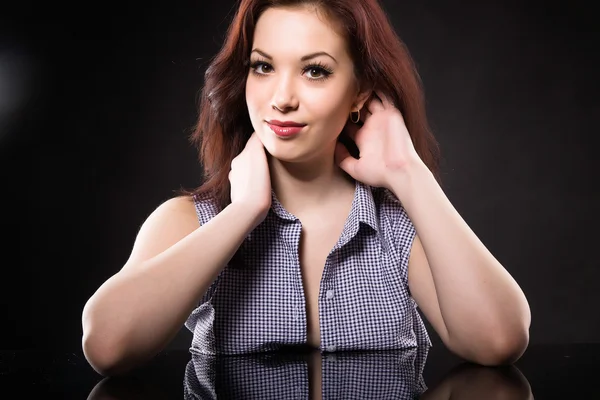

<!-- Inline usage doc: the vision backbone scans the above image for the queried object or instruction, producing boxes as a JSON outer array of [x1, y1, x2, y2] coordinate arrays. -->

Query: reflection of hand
[[86, 376, 169, 400], [420, 362, 534, 400]]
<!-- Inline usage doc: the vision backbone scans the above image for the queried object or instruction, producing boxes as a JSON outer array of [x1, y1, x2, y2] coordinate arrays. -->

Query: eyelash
[[249, 59, 333, 81]]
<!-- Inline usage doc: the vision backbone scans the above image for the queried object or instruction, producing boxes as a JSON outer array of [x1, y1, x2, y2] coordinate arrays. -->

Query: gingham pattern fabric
[[185, 180, 432, 355], [183, 346, 429, 399]]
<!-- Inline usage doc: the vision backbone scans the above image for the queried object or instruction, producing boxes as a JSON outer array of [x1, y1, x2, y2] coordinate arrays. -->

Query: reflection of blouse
[[184, 347, 429, 399], [184, 180, 432, 355]]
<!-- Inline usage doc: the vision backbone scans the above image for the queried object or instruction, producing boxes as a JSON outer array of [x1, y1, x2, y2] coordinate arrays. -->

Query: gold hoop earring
[[350, 109, 360, 124]]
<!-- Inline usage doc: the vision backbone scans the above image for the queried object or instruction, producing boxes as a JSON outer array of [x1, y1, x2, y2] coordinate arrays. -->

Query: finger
[[244, 132, 256, 147], [248, 131, 264, 148], [335, 141, 357, 178], [375, 90, 394, 109], [360, 108, 372, 124], [365, 93, 385, 114]]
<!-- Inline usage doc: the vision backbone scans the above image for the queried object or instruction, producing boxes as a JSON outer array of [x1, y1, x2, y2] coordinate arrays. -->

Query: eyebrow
[[251, 48, 338, 63]]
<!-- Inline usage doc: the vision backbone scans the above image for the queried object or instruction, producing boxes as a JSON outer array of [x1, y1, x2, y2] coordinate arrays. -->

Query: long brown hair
[[181, 0, 441, 210]]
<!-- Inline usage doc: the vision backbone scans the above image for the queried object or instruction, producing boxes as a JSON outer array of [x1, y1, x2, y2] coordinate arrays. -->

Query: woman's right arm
[[81, 197, 263, 376]]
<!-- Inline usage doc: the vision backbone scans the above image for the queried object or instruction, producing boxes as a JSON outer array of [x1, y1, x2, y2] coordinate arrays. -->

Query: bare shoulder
[[153, 195, 198, 217], [143, 195, 199, 229], [121, 195, 200, 271]]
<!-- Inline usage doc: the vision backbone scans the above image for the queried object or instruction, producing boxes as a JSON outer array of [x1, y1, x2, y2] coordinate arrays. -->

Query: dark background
[[1, 0, 597, 353]]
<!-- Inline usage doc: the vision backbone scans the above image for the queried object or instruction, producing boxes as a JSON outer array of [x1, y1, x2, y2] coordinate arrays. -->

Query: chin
[[266, 141, 319, 164], [259, 134, 297, 160], [264, 147, 303, 163]]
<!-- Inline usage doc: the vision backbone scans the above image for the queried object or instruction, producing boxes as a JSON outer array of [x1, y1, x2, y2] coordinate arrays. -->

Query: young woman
[[82, 0, 531, 376]]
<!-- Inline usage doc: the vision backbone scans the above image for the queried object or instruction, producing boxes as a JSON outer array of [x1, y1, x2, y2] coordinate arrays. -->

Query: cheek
[[309, 93, 351, 132], [245, 80, 269, 135], [245, 79, 263, 111], [245, 80, 255, 113]]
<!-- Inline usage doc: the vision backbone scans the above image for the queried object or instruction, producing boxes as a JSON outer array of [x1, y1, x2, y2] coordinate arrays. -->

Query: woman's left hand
[[335, 90, 425, 191]]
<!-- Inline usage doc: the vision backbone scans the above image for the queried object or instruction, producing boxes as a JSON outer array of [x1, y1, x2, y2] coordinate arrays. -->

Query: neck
[[268, 149, 355, 216]]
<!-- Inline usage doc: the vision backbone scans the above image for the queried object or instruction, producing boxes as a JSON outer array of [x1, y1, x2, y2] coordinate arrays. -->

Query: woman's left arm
[[336, 90, 531, 366], [391, 161, 531, 366]]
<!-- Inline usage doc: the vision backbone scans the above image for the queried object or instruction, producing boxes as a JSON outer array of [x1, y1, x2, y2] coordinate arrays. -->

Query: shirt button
[[326, 289, 334, 299], [326, 345, 337, 352]]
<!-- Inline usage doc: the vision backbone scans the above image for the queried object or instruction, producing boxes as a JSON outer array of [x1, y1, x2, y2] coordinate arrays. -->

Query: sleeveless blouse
[[184, 180, 432, 355]]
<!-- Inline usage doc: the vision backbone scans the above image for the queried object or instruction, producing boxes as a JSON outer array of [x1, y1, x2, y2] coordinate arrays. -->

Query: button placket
[[321, 254, 338, 353], [283, 219, 306, 342]]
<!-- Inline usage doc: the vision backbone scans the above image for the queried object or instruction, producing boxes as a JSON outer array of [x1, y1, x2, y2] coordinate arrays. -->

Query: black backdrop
[[1, 0, 597, 352]]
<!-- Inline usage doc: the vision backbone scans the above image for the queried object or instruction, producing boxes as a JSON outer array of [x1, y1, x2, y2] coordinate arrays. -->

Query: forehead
[[252, 6, 348, 58]]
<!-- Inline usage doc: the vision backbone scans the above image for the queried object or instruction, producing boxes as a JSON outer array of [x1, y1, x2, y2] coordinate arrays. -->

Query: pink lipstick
[[266, 120, 306, 137]]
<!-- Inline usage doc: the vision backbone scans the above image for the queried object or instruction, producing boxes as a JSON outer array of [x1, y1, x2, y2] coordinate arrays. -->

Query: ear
[[352, 86, 373, 111]]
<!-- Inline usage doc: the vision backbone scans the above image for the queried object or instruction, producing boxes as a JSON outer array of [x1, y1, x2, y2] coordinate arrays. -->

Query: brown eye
[[306, 68, 324, 78], [303, 64, 332, 81], [250, 61, 273, 75], [257, 64, 272, 73]]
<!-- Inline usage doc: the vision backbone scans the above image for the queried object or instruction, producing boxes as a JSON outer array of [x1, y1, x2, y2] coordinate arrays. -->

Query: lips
[[266, 120, 306, 137], [267, 120, 306, 127]]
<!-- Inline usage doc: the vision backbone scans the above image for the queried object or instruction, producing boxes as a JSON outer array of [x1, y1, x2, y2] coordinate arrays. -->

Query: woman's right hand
[[229, 132, 272, 225]]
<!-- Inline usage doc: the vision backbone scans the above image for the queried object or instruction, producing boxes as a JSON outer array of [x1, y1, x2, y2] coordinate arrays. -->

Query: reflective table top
[[0, 343, 597, 399]]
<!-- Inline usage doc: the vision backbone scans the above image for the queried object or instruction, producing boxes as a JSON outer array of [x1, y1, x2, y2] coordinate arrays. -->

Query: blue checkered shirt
[[184, 180, 432, 355]]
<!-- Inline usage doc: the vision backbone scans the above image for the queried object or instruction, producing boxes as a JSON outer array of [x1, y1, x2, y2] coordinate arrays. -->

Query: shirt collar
[[349, 180, 379, 234]]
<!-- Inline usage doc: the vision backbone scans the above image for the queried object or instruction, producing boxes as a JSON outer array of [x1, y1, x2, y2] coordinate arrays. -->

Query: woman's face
[[245, 5, 366, 163]]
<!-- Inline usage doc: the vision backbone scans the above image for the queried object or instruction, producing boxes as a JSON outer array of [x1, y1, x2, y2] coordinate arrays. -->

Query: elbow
[[82, 305, 130, 377], [81, 290, 134, 376], [470, 329, 530, 366], [449, 321, 530, 367], [454, 302, 532, 366], [82, 331, 130, 377]]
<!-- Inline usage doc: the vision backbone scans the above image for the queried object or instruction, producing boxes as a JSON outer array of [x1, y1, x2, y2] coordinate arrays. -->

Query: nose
[[270, 74, 299, 112]]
